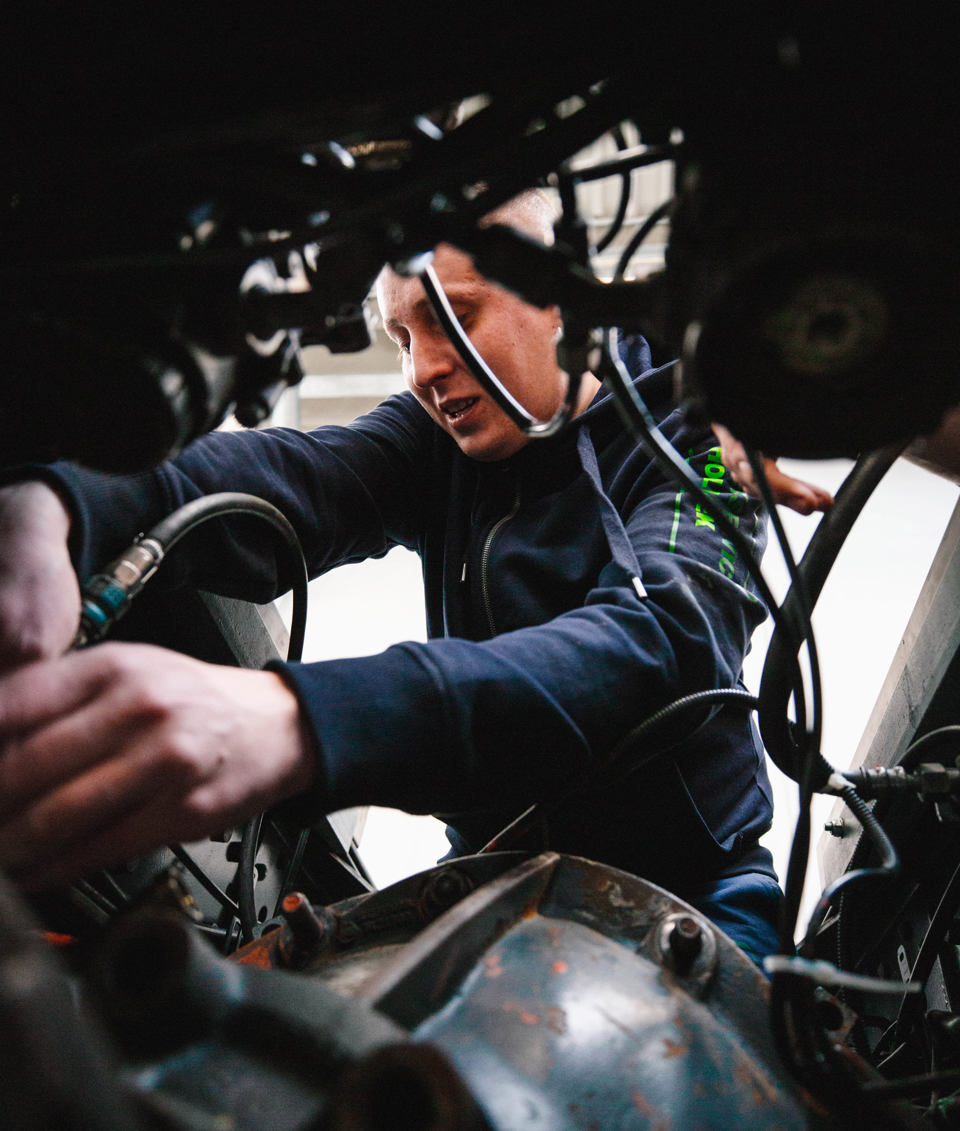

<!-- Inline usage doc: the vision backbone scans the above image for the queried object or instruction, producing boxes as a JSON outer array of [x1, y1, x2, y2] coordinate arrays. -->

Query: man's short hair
[[481, 188, 558, 245]]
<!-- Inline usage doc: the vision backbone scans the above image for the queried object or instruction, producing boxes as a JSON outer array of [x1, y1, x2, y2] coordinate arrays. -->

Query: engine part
[[73, 851, 869, 1129]]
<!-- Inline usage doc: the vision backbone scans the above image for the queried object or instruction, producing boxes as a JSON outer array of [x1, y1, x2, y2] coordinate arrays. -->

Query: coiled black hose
[[757, 443, 905, 787], [78, 491, 309, 944]]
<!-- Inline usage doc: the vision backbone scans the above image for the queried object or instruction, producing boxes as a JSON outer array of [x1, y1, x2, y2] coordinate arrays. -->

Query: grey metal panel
[[819, 498, 960, 885], [197, 591, 289, 668]]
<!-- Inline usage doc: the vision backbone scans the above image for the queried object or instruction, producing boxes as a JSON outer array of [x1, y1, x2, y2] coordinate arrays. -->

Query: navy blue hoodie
[[52, 342, 774, 896]]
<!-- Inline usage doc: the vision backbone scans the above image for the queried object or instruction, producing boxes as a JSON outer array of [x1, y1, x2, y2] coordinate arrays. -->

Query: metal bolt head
[[420, 868, 473, 918], [657, 912, 706, 975], [669, 916, 703, 962], [278, 892, 330, 970]]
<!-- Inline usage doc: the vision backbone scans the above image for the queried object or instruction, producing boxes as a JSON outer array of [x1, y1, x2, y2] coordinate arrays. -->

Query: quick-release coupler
[[73, 538, 164, 649]]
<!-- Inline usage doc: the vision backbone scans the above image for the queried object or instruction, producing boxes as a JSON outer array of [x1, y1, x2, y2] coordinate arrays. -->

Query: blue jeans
[[682, 870, 783, 967]]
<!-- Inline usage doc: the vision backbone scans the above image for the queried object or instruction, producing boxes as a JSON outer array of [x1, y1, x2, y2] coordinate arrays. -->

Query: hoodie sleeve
[[42, 393, 433, 598], [271, 417, 768, 827]]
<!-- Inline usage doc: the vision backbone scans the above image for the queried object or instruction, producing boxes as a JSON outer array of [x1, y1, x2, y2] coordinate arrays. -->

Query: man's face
[[377, 243, 567, 462]]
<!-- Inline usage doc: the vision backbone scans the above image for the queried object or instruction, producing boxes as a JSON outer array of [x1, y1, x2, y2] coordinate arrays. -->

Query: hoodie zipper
[[478, 480, 522, 638]]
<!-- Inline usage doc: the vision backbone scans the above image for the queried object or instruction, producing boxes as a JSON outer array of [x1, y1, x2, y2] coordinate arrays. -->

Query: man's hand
[[0, 643, 316, 888], [0, 481, 81, 668], [712, 423, 835, 515]]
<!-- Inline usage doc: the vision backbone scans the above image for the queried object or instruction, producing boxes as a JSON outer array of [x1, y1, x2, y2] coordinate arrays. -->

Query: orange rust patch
[[552, 960, 568, 974], [42, 932, 76, 948], [484, 953, 504, 978], [631, 1089, 655, 1116], [663, 1037, 687, 1059], [504, 1001, 541, 1025], [631, 1090, 669, 1130], [235, 945, 274, 969], [734, 1061, 779, 1105]]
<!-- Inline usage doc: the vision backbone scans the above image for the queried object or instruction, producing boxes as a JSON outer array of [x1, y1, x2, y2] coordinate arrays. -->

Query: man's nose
[[408, 332, 456, 389]]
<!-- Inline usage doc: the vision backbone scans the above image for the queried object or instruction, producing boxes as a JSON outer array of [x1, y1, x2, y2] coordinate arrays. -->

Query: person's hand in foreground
[[0, 642, 315, 889]]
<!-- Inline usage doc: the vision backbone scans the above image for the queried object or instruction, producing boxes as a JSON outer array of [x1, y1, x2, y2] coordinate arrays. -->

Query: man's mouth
[[441, 397, 479, 422]]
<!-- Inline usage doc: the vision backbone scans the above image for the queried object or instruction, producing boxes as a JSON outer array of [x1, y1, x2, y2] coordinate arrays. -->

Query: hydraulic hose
[[757, 442, 905, 787], [74, 492, 310, 945], [74, 491, 308, 662]]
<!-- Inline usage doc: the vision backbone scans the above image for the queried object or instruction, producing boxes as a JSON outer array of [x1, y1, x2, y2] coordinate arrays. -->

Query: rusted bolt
[[419, 868, 473, 918], [278, 892, 332, 970], [335, 917, 362, 946]]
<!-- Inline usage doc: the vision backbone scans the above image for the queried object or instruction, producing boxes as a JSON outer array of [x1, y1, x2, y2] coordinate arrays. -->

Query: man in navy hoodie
[[0, 191, 781, 961]]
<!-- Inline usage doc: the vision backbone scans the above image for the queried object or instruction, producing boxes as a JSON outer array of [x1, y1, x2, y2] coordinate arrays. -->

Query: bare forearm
[[0, 481, 80, 668]]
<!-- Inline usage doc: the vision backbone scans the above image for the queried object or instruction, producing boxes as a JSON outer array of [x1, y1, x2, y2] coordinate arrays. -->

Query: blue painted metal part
[[80, 852, 902, 1128]]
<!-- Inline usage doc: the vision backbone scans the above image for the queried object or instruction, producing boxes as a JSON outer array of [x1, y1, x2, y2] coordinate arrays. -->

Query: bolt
[[824, 819, 847, 838], [420, 868, 473, 918], [668, 916, 703, 972], [278, 892, 330, 970]]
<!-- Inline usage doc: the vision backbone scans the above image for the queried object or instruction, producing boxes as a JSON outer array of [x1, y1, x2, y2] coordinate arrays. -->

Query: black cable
[[238, 813, 264, 943], [601, 331, 784, 621], [600, 330, 906, 1012], [590, 126, 632, 255], [419, 262, 581, 437], [757, 443, 904, 785], [755, 446, 910, 1111], [167, 845, 241, 920], [144, 492, 308, 662], [604, 687, 759, 775], [592, 407, 906, 1107], [71, 878, 118, 919], [600, 327, 838, 839], [889, 859, 960, 1038], [602, 336, 902, 812], [76, 492, 309, 661], [768, 763, 905, 1113], [601, 326, 829, 958], [146, 498, 313, 943], [799, 786, 900, 960], [903, 725, 960, 764], [613, 197, 673, 282], [272, 823, 312, 918], [92, 869, 132, 910], [754, 444, 904, 953], [747, 449, 823, 756], [861, 1068, 960, 1100], [480, 687, 758, 853], [744, 451, 824, 956], [566, 141, 680, 186]]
